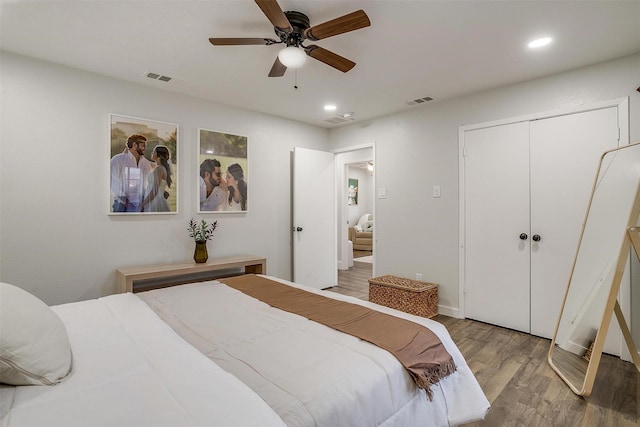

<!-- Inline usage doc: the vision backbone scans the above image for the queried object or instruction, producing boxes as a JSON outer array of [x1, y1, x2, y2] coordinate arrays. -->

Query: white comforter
[[139, 275, 490, 427], [0, 293, 285, 427]]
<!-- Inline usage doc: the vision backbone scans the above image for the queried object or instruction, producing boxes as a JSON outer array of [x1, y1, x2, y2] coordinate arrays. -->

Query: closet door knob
[[519, 233, 528, 240], [532, 234, 541, 242]]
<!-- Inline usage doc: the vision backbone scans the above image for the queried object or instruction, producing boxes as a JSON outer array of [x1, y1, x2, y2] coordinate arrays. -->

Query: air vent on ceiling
[[146, 72, 173, 82], [406, 96, 434, 106], [324, 116, 349, 124], [324, 113, 356, 124]]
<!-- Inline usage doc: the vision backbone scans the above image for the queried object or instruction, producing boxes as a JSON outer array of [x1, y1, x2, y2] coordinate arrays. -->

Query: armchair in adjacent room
[[348, 213, 373, 251]]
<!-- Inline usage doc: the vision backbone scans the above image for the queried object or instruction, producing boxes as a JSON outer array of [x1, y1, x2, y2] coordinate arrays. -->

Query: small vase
[[194, 241, 208, 263]]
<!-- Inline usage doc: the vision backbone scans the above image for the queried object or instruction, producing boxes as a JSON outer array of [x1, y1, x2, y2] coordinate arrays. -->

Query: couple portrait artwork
[[109, 115, 178, 214], [198, 128, 248, 213]]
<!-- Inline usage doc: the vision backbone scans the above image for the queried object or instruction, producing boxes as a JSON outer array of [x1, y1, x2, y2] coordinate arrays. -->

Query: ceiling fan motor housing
[[275, 11, 310, 47]]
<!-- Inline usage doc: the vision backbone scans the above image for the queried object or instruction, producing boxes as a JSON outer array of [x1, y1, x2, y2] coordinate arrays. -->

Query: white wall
[[0, 51, 328, 305], [328, 53, 640, 322]]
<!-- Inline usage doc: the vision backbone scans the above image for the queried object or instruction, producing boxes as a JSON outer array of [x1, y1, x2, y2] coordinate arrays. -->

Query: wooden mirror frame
[[548, 143, 640, 396]]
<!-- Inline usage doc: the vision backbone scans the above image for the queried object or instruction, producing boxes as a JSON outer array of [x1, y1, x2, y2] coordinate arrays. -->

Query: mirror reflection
[[549, 142, 640, 396]]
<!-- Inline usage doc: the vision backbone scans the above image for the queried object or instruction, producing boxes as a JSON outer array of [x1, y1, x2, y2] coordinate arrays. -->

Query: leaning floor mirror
[[549, 142, 640, 396]]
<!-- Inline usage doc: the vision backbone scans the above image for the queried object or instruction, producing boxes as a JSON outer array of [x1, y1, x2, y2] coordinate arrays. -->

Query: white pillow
[[0, 282, 72, 385], [357, 213, 372, 227], [361, 220, 374, 231]]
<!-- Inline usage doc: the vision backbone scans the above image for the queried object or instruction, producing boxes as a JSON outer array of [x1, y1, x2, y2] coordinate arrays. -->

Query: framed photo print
[[109, 114, 178, 214], [348, 178, 359, 205], [198, 128, 248, 213]]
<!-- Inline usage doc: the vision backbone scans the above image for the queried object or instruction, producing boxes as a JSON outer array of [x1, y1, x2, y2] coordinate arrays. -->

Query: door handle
[[532, 234, 541, 242], [293, 226, 303, 232], [519, 233, 528, 240]]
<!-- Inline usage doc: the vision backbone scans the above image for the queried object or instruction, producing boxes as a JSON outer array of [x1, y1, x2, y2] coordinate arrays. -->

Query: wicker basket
[[368, 275, 438, 318]]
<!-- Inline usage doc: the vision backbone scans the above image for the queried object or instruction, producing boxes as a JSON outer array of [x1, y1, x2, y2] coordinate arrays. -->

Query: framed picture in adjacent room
[[109, 114, 178, 215], [197, 128, 248, 213], [348, 178, 359, 205]]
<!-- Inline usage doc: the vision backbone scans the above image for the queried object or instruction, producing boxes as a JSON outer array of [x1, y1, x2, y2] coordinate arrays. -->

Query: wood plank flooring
[[329, 259, 371, 300], [330, 261, 639, 426]]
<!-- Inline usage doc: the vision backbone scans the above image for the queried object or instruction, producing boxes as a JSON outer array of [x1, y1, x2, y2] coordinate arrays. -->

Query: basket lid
[[369, 275, 437, 292]]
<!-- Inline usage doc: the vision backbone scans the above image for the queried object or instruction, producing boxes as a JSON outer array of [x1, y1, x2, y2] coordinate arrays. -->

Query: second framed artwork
[[197, 128, 248, 213]]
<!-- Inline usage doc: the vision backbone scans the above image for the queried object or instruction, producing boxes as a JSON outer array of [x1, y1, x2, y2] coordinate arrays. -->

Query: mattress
[[139, 275, 490, 426], [0, 293, 285, 427]]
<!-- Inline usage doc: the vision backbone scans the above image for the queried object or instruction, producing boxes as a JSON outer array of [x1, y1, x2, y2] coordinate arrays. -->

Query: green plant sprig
[[188, 218, 218, 242]]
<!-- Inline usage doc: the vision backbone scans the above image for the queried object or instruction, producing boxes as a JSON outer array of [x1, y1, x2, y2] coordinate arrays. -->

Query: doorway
[[332, 145, 375, 300]]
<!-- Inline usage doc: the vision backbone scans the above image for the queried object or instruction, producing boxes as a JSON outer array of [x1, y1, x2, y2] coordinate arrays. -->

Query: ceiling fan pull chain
[[294, 69, 299, 90]]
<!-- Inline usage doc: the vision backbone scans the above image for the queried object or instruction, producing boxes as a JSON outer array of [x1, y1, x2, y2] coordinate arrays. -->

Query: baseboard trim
[[438, 305, 462, 319]]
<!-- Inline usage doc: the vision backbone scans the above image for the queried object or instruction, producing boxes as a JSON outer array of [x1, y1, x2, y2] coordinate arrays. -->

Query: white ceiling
[[2, 1, 639, 128]]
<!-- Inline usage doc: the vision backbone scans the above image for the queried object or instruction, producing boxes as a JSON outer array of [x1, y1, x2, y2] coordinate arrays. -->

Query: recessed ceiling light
[[528, 37, 552, 49], [324, 104, 337, 111]]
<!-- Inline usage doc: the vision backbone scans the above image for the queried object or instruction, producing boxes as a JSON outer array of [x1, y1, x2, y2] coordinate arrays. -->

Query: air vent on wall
[[406, 96, 434, 106]]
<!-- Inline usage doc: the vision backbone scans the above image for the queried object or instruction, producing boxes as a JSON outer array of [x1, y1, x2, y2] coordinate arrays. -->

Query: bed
[[138, 275, 489, 426], [0, 287, 284, 427], [1, 274, 489, 426]]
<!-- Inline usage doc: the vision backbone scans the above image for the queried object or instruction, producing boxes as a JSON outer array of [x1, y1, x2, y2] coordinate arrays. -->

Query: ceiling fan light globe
[[278, 46, 306, 68]]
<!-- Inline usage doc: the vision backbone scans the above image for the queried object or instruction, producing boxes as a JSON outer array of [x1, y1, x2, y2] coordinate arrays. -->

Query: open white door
[[293, 147, 336, 289]]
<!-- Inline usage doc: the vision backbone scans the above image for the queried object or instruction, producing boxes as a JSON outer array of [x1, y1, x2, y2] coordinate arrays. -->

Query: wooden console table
[[116, 255, 266, 293]]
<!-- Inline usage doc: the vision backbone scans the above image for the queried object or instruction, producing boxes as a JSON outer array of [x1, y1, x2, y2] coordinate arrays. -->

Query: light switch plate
[[378, 187, 387, 199], [433, 185, 441, 198]]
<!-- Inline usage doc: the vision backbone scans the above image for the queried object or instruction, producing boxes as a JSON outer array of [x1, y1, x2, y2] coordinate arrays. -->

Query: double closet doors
[[462, 106, 620, 339]]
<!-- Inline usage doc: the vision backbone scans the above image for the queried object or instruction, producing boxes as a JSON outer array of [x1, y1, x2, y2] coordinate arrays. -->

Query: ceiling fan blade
[[268, 57, 287, 77], [209, 38, 276, 46], [255, 0, 292, 32], [305, 45, 356, 73], [304, 10, 370, 41]]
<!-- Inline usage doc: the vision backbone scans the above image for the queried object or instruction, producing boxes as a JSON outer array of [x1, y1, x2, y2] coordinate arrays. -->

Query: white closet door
[[529, 107, 620, 339], [464, 122, 531, 332]]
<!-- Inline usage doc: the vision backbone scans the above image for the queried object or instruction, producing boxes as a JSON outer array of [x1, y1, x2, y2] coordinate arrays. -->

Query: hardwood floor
[[327, 264, 639, 426], [330, 260, 371, 300]]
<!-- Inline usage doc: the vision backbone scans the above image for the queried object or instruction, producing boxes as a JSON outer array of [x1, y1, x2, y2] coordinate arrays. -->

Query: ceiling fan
[[209, 0, 371, 77]]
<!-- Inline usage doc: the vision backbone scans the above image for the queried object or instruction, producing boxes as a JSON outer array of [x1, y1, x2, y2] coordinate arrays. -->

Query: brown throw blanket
[[219, 275, 456, 399]]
